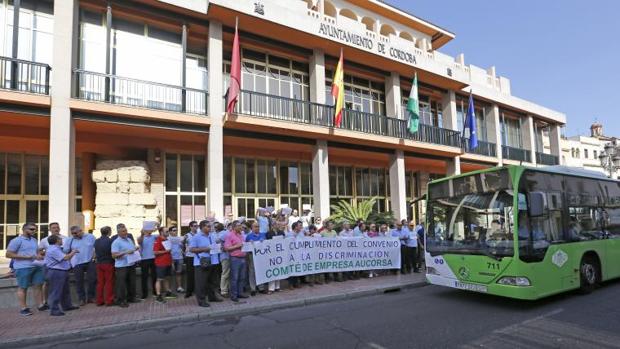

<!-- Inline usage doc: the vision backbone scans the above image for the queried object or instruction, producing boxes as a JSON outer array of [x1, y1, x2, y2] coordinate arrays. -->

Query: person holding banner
[[287, 221, 305, 289], [224, 221, 249, 303], [245, 222, 267, 295], [190, 220, 223, 307], [266, 224, 286, 294], [320, 220, 339, 282]]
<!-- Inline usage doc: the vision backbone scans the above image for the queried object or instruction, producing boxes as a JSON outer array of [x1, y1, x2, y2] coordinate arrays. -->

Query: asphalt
[[17, 279, 620, 349]]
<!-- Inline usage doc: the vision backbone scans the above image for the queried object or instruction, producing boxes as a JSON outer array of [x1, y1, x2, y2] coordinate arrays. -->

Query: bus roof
[[430, 165, 614, 185]]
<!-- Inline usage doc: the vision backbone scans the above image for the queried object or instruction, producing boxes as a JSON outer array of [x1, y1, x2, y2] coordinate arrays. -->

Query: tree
[[328, 196, 379, 224]]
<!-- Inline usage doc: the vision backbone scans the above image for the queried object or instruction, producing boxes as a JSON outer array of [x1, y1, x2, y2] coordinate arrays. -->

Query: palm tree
[[328, 196, 379, 224]]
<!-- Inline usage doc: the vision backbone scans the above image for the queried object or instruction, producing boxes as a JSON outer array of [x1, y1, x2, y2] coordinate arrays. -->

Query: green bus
[[425, 165, 620, 300]]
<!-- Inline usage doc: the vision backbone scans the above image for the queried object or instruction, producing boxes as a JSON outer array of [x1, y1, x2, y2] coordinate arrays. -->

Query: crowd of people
[[4, 208, 425, 316]]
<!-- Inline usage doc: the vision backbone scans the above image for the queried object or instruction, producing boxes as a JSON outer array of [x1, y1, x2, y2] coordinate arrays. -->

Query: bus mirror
[[529, 192, 545, 217]]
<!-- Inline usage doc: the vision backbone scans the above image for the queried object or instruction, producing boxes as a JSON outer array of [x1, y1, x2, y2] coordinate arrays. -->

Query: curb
[[0, 280, 427, 348]]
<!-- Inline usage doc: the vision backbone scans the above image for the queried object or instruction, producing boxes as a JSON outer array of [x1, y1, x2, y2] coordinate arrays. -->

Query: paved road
[[24, 281, 620, 349]]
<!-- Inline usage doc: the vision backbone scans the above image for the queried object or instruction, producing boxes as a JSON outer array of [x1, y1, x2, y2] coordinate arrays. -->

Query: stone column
[[442, 90, 461, 174], [81, 152, 96, 212], [207, 21, 224, 220], [522, 115, 537, 164], [389, 150, 407, 221], [309, 49, 325, 104], [549, 124, 562, 158], [417, 171, 430, 222], [487, 104, 502, 165], [385, 72, 401, 119], [49, 0, 78, 230], [312, 140, 330, 226]]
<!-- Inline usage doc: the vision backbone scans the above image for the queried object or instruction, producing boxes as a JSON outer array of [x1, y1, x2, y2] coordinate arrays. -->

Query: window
[[329, 165, 389, 214], [325, 71, 385, 115], [0, 0, 54, 64], [456, 99, 487, 140], [584, 149, 589, 159], [164, 154, 206, 232], [594, 150, 598, 159], [500, 112, 522, 148], [0, 153, 49, 250]]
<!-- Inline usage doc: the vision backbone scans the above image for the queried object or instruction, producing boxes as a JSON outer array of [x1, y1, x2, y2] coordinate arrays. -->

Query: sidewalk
[[0, 273, 426, 348]]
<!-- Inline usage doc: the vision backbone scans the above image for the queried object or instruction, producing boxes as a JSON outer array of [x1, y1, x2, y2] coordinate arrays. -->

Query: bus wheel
[[579, 255, 599, 294]]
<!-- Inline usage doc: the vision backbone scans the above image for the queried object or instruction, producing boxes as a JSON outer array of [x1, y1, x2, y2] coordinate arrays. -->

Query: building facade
[[561, 123, 618, 178], [0, 0, 565, 251]]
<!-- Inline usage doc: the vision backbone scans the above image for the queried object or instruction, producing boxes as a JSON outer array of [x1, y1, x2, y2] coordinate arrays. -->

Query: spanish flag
[[331, 49, 345, 127]]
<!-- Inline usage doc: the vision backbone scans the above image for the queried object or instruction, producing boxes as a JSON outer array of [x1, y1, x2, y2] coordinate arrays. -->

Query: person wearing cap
[[183, 221, 198, 298], [44, 234, 79, 316], [168, 226, 185, 293], [111, 223, 139, 308], [190, 220, 223, 307], [94, 226, 115, 306], [138, 223, 158, 299], [63, 225, 97, 306]]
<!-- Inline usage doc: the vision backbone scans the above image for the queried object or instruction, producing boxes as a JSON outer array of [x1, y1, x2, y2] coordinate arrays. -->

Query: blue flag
[[464, 92, 478, 149]]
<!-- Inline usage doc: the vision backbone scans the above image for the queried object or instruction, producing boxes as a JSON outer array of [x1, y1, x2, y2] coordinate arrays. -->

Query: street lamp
[[599, 138, 620, 178]]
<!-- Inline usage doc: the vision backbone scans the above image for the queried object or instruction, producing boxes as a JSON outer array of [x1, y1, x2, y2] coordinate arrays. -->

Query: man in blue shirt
[[256, 208, 271, 234], [138, 226, 158, 299], [390, 220, 408, 274], [6, 222, 46, 316], [246, 222, 267, 295], [63, 225, 97, 306], [190, 220, 223, 307], [44, 234, 79, 316], [183, 221, 198, 298], [405, 221, 420, 273], [111, 223, 139, 308]]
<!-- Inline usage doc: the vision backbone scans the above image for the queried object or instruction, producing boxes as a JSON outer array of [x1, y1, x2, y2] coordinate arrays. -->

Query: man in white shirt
[[38, 222, 67, 308]]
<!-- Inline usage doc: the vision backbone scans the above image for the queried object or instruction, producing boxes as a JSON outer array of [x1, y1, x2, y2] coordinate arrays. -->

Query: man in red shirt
[[224, 222, 249, 303], [153, 227, 176, 303]]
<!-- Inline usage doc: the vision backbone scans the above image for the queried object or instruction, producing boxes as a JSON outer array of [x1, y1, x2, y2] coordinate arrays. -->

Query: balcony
[[74, 70, 208, 115], [235, 90, 461, 148], [502, 145, 531, 162], [536, 152, 559, 166], [463, 140, 497, 157], [0, 56, 51, 95]]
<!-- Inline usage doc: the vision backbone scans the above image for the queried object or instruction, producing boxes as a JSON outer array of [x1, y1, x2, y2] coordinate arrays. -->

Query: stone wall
[[92, 160, 161, 235]]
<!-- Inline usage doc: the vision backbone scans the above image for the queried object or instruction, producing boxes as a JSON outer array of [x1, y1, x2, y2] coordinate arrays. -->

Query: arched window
[[361, 16, 375, 31], [379, 24, 396, 37], [339, 9, 358, 21], [399, 31, 414, 42], [324, 1, 336, 18]]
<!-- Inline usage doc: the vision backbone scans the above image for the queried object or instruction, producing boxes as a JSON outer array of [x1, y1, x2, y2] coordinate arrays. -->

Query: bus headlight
[[426, 267, 440, 275], [497, 276, 531, 286]]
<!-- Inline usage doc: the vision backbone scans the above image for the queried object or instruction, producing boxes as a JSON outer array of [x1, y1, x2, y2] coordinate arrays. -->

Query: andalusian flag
[[406, 73, 420, 133], [331, 49, 345, 127]]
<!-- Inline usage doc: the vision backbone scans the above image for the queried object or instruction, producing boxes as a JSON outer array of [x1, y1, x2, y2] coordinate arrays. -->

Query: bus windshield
[[426, 169, 515, 259]]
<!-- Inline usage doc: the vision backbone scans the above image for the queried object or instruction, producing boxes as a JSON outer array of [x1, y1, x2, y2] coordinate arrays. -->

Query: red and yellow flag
[[331, 50, 344, 127]]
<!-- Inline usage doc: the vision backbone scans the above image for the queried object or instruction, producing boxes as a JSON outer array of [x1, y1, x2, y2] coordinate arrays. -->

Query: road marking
[[367, 342, 387, 349]]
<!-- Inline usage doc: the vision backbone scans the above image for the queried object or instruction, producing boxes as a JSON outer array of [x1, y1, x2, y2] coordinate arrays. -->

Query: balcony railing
[[236, 90, 461, 148], [0, 56, 51, 94], [74, 70, 208, 115], [463, 140, 497, 157], [536, 152, 559, 166], [502, 145, 531, 162]]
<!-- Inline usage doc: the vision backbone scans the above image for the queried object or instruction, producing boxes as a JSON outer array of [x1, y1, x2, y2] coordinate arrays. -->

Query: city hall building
[[0, 0, 565, 250]]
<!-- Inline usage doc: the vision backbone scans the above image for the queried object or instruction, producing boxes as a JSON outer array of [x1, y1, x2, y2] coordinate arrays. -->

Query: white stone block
[[123, 205, 146, 217], [129, 183, 148, 194], [104, 170, 118, 183], [117, 169, 131, 182], [94, 204, 124, 218], [145, 207, 161, 218], [130, 169, 150, 183], [92, 170, 106, 183], [95, 193, 129, 205], [128, 194, 156, 205], [96, 182, 117, 194], [117, 182, 130, 193], [94, 217, 118, 231]]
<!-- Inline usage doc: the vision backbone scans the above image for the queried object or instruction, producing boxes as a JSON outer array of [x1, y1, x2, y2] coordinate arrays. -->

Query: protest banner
[[249, 237, 401, 284]]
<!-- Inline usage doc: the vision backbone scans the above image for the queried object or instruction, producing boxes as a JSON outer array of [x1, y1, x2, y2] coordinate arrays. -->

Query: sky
[[388, 0, 619, 137]]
